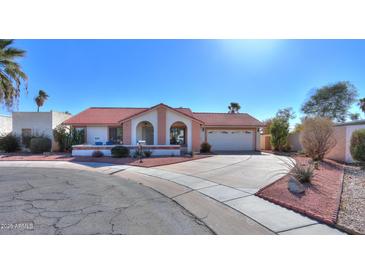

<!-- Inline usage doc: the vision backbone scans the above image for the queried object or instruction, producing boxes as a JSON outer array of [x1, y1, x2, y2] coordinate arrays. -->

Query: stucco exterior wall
[[288, 132, 302, 152], [255, 130, 261, 150], [166, 109, 192, 152], [345, 124, 365, 162], [157, 107, 166, 145], [325, 126, 346, 162], [122, 121, 131, 145], [52, 112, 72, 129], [191, 120, 201, 152], [0, 115, 12, 135], [12, 111, 71, 151], [12, 112, 53, 138], [131, 110, 158, 145], [86, 126, 108, 144]]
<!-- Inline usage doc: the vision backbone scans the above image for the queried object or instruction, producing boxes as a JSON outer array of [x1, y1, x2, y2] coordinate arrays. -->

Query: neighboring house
[[0, 114, 12, 135], [63, 103, 263, 156], [12, 111, 72, 151], [288, 119, 365, 163]]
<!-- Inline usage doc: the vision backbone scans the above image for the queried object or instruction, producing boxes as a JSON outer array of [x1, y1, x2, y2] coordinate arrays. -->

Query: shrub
[[22, 132, 47, 148], [300, 117, 336, 161], [350, 129, 365, 162], [111, 146, 130, 158], [30, 137, 52, 154], [144, 150, 152, 158], [0, 133, 20, 153], [92, 150, 104, 157], [285, 159, 315, 184], [200, 142, 211, 153], [53, 125, 85, 152], [270, 118, 289, 151]]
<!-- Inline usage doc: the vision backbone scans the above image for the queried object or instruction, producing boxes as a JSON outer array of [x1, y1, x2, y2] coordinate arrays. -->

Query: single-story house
[[63, 103, 263, 156], [326, 119, 365, 163], [12, 111, 72, 151], [0, 114, 12, 135]]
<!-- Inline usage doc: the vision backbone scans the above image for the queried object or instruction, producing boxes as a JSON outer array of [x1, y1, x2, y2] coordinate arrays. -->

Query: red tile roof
[[63, 106, 263, 127], [193, 112, 264, 127], [63, 107, 147, 125]]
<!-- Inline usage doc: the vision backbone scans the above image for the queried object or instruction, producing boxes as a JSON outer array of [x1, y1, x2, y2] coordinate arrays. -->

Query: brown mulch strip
[[0, 153, 210, 168], [256, 156, 344, 225], [337, 166, 365, 234]]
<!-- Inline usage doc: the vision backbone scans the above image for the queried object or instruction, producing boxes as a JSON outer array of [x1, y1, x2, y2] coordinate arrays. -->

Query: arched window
[[170, 121, 187, 145]]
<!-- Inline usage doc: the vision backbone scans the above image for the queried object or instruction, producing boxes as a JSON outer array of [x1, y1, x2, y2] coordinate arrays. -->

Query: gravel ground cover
[[337, 166, 365, 234]]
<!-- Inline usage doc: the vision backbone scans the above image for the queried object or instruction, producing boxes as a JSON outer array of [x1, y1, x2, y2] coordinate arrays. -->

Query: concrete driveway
[[0, 167, 212, 235], [155, 152, 290, 193]]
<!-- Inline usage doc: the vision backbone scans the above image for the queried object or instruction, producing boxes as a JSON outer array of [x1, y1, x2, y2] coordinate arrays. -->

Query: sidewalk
[[114, 165, 345, 235]]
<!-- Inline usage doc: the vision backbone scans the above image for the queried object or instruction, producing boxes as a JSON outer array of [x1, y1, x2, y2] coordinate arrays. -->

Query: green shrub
[[111, 146, 130, 158], [270, 118, 289, 151], [22, 132, 47, 148], [200, 142, 211, 153], [92, 150, 104, 157], [350, 129, 365, 162], [53, 125, 85, 152], [144, 150, 152, 158], [30, 137, 52, 154], [0, 134, 20, 153]]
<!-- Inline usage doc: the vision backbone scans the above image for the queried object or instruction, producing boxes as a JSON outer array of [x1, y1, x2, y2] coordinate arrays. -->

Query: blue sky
[[3, 39, 365, 126]]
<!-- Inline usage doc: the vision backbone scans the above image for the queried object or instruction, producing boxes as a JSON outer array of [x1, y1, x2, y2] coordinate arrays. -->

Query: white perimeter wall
[[166, 109, 192, 152], [86, 126, 108, 144], [345, 124, 365, 163], [0, 115, 12, 135], [131, 110, 158, 145]]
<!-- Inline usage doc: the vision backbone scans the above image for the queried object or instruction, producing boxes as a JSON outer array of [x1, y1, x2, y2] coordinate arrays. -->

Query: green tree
[[276, 107, 296, 122], [301, 81, 358, 122], [359, 98, 365, 114], [228, 102, 241, 113], [34, 90, 49, 112], [269, 118, 289, 151], [0, 39, 28, 108]]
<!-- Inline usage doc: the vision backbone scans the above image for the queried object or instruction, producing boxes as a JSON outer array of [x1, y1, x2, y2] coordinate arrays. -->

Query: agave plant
[[270, 157, 316, 184]]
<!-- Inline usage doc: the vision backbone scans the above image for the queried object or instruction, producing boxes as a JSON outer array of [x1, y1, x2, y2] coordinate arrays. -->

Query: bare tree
[[300, 117, 336, 161]]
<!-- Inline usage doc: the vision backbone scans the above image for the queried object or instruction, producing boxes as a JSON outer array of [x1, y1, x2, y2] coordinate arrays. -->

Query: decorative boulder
[[288, 177, 305, 194]]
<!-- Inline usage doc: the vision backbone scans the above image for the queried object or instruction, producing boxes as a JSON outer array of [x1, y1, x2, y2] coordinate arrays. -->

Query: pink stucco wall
[[157, 107, 166, 145], [122, 120, 131, 145], [192, 120, 201, 152]]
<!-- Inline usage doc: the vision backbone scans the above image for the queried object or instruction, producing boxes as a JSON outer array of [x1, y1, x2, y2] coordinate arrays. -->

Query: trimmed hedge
[[30, 137, 52, 154], [350, 129, 365, 162], [0, 134, 20, 153], [111, 146, 130, 158], [200, 142, 211, 153]]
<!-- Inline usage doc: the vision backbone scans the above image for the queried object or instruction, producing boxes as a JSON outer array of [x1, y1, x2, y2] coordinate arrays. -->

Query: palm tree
[[360, 98, 365, 114], [35, 90, 49, 112], [228, 102, 241, 113], [0, 39, 28, 108]]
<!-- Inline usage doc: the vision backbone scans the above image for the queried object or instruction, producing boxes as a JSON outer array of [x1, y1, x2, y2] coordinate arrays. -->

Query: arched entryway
[[136, 121, 154, 145], [170, 121, 187, 146]]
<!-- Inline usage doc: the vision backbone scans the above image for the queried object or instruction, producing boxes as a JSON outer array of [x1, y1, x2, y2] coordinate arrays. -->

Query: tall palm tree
[[0, 39, 28, 108], [360, 98, 365, 114], [228, 102, 241, 113], [35, 90, 49, 112]]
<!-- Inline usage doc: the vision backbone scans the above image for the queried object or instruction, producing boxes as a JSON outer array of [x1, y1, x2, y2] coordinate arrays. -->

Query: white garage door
[[207, 129, 254, 151]]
